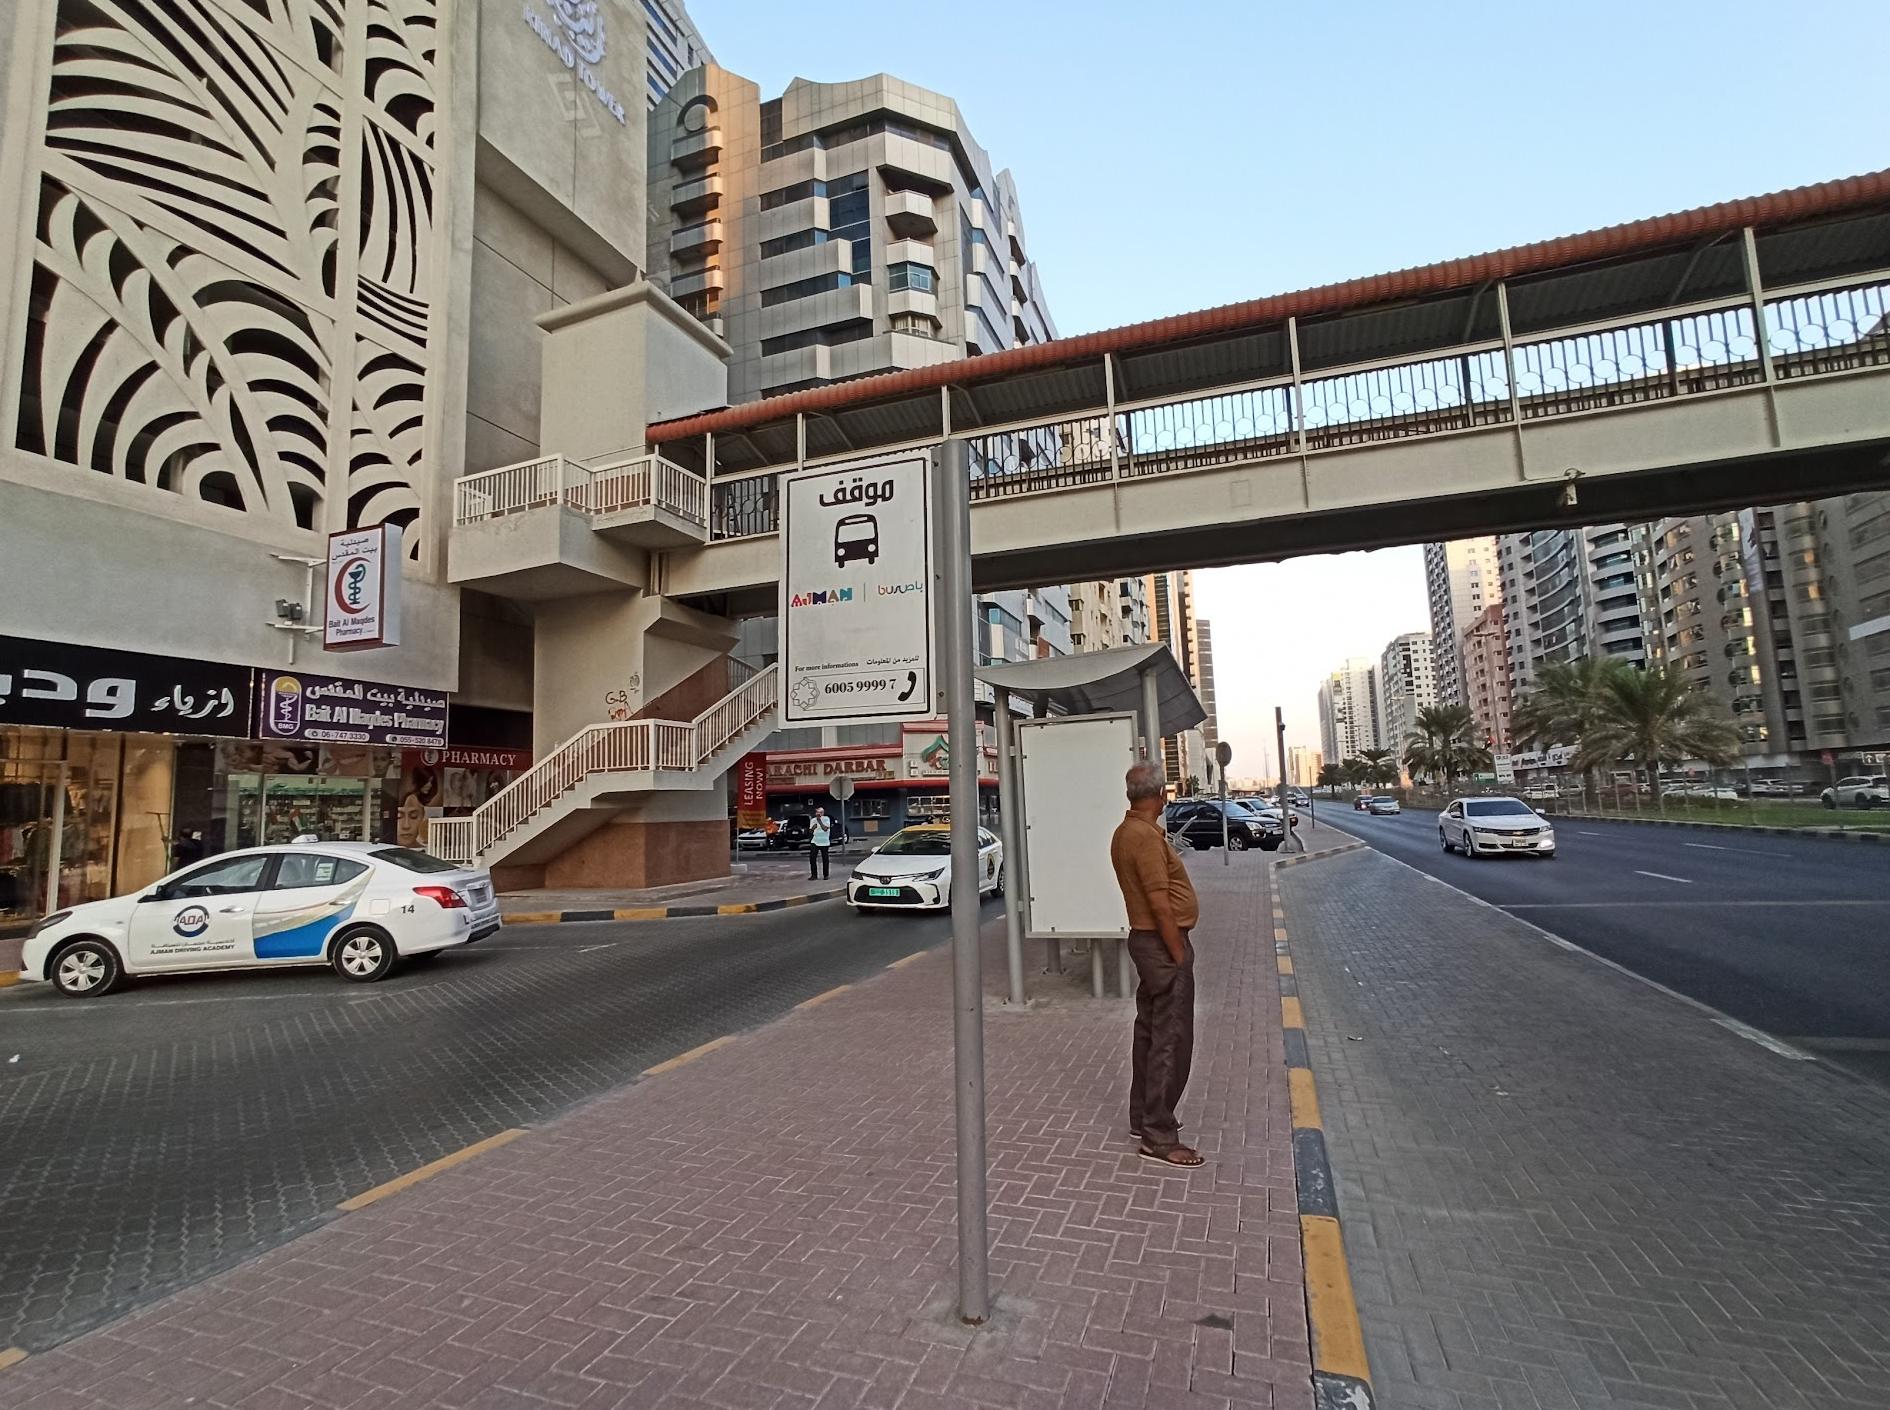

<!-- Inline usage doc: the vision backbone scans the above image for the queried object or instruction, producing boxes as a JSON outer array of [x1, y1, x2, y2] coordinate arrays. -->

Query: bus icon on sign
[[834, 514, 879, 567]]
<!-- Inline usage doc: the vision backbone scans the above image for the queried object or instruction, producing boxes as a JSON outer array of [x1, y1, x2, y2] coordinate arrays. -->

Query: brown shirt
[[1110, 810, 1200, 932]]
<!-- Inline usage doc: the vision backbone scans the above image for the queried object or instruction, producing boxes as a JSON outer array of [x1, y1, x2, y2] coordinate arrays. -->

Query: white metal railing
[[695, 272, 1890, 542], [426, 664, 778, 865], [453, 453, 709, 529]]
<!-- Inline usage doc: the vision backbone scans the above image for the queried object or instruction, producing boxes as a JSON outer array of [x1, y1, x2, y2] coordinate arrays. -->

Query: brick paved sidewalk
[[1279, 848, 1890, 1410], [1, 854, 1313, 1410]]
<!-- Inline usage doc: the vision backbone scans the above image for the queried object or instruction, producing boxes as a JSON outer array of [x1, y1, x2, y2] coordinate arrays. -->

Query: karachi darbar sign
[[524, 0, 628, 125]]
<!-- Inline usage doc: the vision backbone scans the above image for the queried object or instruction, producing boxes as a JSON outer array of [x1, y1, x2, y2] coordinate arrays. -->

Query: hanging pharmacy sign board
[[779, 449, 938, 728], [324, 523, 403, 651]]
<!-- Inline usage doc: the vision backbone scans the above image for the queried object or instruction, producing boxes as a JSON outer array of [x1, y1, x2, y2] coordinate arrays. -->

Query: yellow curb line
[[1274, 926, 1290, 942], [338, 1128, 527, 1212], [783, 895, 810, 907], [614, 907, 668, 921], [886, 951, 928, 969], [1288, 1068, 1323, 1131], [505, 911, 561, 926], [0, 972, 20, 989], [0, 1347, 27, 1373], [718, 902, 758, 915], [794, 984, 852, 1011], [643, 1034, 736, 1076], [1301, 1214, 1372, 1382], [1277, 955, 1294, 974], [1280, 996, 1305, 1029]]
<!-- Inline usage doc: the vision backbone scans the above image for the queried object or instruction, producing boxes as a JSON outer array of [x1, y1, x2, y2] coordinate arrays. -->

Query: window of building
[[761, 272, 859, 307], [759, 320, 872, 357], [887, 261, 935, 293], [760, 229, 831, 259]]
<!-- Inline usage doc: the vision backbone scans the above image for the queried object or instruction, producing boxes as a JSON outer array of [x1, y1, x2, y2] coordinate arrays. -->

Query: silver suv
[[1821, 775, 1890, 809]]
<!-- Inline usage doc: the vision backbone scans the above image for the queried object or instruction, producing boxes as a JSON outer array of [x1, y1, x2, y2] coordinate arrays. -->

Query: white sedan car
[[1439, 797, 1556, 859], [848, 824, 1003, 911], [20, 842, 501, 998]]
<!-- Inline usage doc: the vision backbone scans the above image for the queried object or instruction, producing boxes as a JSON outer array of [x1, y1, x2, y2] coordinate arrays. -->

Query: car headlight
[[33, 910, 72, 935], [914, 868, 946, 881]]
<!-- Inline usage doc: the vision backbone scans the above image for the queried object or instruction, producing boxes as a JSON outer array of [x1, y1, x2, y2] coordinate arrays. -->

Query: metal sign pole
[[937, 438, 990, 1325], [1215, 739, 1233, 864], [994, 688, 1026, 1006], [1276, 707, 1302, 853]]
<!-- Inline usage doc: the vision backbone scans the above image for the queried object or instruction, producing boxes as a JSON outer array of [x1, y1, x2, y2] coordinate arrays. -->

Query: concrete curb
[[1271, 856, 1378, 1410], [502, 888, 847, 926], [1556, 812, 1889, 843]]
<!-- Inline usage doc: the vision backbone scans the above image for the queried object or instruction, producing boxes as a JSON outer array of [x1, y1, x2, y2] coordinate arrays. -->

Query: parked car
[[1366, 796, 1401, 816], [767, 815, 814, 849], [1166, 799, 1283, 852], [1821, 775, 1890, 810], [1438, 797, 1556, 859], [1520, 784, 1559, 801], [736, 827, 772, 850], [1688, 786, 1740, 802], [1749, 780, 1804, 797], [20, 842, 501, 998], [847, 825, 1002, 911]]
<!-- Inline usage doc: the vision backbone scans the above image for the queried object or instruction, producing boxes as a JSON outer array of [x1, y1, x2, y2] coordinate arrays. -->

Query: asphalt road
[[1333, 808, 1890, 1086], [0, 896, 992, 1353]]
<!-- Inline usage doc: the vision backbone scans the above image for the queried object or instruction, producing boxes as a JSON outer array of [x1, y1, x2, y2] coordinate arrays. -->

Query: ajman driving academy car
[[847, 824, 1003, 910], [19, 842, 501, 998]]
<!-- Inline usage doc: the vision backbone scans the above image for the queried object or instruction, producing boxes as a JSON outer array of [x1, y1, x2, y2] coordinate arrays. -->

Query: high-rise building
[[1496, 523, 1655, 699], [1148, 571, 1205, 789], [1070, 577, 1151, 653], [1461, 605, 1514, 752], [641, 0, 715, 108], [1317, 659, 1379, 765], [1423, 539, 1501, 706], [649, 69, 1057, 402], [1197, 619, 1219, 754], [1287, 746, 1323, 789], [1377, 631, 1436, 762]]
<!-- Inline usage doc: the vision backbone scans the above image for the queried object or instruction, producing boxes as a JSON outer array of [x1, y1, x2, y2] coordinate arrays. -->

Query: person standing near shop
[[808, 805, 836, 880], [1110, 760, 1204, 1168]]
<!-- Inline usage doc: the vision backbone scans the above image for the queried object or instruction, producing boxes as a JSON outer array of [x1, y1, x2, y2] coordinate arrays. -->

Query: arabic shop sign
[[523, 0, 628, 125], [324, 523, 403, 652], [780, 450, 938, 728], [0, 634, 254, 737], [259, 671, 448, 748]]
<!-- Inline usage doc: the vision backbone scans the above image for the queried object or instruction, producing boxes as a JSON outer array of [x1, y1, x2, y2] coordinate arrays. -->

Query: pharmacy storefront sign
[[524, 0, 628, 125]]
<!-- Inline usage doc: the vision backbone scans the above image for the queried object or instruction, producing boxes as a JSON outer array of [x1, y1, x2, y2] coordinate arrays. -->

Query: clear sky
[[701, 0, 1890, 762]]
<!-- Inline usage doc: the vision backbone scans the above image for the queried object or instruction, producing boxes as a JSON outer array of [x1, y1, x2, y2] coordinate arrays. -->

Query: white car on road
[[847, 824, 1003, 911], [20, 843, 501, 998], [1439, 797, 1556, 859], [1821, 775, 1889, 810]]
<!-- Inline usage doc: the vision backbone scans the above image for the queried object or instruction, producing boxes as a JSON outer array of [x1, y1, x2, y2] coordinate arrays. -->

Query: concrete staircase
[[427, 665, 777, 870]]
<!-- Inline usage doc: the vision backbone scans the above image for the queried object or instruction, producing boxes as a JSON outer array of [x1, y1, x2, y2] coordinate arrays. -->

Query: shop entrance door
[[0, 762, 58, 933], [225, 774, 375, 850]]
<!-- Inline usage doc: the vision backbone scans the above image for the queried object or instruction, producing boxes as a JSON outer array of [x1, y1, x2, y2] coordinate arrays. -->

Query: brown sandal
[[1137, 1143, 1205, 1167]]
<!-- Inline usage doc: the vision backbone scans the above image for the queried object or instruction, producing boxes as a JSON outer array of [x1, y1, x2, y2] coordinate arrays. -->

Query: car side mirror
[[139, 886, 168, 903]]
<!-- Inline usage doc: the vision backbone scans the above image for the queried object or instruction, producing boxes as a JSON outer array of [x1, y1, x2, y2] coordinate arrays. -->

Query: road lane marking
[[1683, 842, 1790, 857], [794, 984, 851, 1011], [887, 951, 929, 969], [1712, 1019, 1814, 1061], [1633, 870, 1693, 884], [642, 1035, 737, 1076], [337, 1129, 527, 1211], [1578, 830, 1604, 836], [1502, 900, 1890, 909], [576, 943, 618, 954], [1786, 1036, 1890, 1052]]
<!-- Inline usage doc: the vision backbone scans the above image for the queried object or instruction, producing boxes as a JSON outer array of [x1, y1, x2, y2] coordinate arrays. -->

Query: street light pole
[[937, 438, 990, 1325]]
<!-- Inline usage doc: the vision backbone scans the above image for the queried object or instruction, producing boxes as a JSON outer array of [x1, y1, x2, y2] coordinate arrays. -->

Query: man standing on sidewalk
[[1111, 761, 1204, 1168], [808, 806, 835, 880]]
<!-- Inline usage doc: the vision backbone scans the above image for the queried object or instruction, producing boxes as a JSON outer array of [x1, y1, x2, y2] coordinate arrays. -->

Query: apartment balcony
[[670, 219, 723, 258], [670, 174, 723, 216], [671, 126, 722, 167], [758, 198, 828, 244], [448, 453, 710, 600], [884, 189, 937, 239], [887, 288, 939, 322], [669, 266, 725, 300]]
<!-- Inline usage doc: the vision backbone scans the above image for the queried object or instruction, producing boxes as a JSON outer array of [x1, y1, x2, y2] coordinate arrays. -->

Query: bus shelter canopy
[[975, 643, 1205, 737]]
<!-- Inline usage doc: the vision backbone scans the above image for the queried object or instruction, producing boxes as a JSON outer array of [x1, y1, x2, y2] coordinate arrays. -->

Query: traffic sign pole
[[1215, 740, 1233, 864], [937, 438, 989, 1325]]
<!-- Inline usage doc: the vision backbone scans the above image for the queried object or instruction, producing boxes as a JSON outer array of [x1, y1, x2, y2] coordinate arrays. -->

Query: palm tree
[[1357, 747, 1399, 788], [1316, 762, 1345, 794], [1341, 757, 1370, 787], [1512, 657, 1631, 751], [1403, 703, 1486, 789], [1575, 663, 1740, 805]]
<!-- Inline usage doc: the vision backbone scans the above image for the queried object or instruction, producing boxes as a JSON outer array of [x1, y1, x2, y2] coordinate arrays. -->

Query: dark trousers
[[1127, 928, 1194, 1148], [809, 844, 830, 879]]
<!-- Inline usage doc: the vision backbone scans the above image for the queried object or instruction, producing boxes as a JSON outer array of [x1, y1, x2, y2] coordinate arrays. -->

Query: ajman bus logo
[[333, 557, 371, 615]]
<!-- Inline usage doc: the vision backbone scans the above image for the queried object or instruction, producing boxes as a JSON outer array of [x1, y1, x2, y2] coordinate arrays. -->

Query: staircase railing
[[427, 664, 778, 864]]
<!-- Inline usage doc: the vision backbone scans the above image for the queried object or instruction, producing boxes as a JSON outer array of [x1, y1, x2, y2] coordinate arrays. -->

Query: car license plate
[[867, 886, 902, 898]]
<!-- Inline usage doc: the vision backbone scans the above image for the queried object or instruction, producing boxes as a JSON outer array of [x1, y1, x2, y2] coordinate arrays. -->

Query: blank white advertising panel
[[1018, 712, 1137, 939]]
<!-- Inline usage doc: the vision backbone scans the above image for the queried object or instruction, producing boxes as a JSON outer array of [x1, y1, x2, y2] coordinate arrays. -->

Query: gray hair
[[1125, 761, 1165, 802]]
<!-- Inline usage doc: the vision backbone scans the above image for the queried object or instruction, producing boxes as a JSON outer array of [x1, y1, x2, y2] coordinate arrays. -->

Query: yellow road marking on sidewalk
[[1281, 996, 1305, 1029], [1301, 1214, 1371, 1382], [795, 984, 851, 1010], [338, 1129, 527, 1212], [1277, 956, 1294, 974], [614, 907, 667, 921], [643, 1035, 736, 1076], [506, 911, 561, 926], [0, 1347, 27, 1372], [1274, 926, 1289, 942], [0, 972, 20, 989], [887, 951, 928, 969], [718, 902, 758, 915], [1288, 1068, 1323, 1130]]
